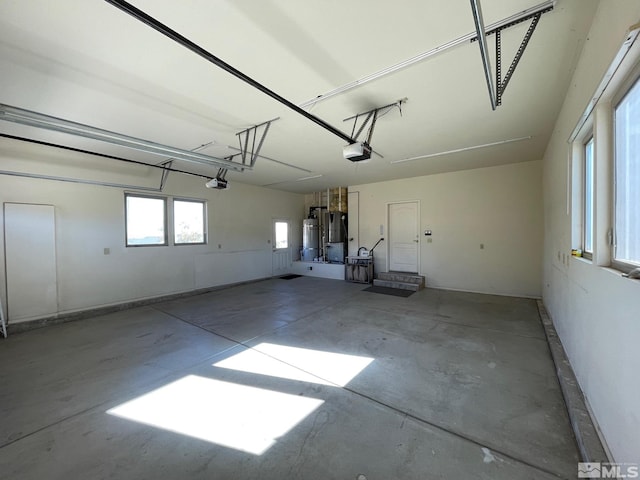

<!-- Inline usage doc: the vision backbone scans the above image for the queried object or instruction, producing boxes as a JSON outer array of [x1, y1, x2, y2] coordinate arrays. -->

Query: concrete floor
[[0, 277, 579, 479]]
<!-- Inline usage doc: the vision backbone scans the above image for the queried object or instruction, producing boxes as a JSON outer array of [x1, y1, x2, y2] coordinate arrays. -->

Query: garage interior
[[0, 1, 639, 478]]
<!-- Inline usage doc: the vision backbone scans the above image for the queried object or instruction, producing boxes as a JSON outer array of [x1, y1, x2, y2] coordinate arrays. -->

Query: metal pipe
[[104, 0, 357, 145], [298, 1, 554, 108], [470, 0, 497, 110], [0, 103, 247, 172]]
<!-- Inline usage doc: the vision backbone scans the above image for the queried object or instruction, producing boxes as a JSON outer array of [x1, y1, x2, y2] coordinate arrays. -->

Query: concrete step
[[378, 272, 425, 287], [373, 279, 422, 291]]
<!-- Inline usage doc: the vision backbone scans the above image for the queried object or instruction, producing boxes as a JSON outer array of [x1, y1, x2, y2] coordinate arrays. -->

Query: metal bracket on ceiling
[[342, 99, 406, 156], [159, 160, 172, 190], [470, 1, 551, 109], [155, 141, 217, 189], [212, 117, 278, 182], [208, 154, 237, 188], [236, 118, 278, 170]]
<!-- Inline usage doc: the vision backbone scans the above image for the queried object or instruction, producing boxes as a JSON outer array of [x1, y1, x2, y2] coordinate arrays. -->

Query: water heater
[[301, 218, 319, 261]]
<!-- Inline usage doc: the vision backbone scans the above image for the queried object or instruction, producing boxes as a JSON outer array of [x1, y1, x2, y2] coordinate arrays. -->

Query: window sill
[[601, 266, 640, 283], [570, 257, 640, 283], [571, 255, 592, 265]]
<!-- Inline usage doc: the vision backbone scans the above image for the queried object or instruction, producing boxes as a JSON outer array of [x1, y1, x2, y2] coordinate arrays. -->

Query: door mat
[[363, 286, 415, 297], [280, 274, 303, 280]]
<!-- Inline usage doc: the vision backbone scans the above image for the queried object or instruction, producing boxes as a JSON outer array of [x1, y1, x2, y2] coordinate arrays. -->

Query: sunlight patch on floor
[[107, 375, 324, 455], [213, 342, 374, 387]]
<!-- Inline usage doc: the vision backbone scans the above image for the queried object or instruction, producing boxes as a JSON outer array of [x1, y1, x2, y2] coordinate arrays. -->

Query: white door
[[272, 219, 291, 276], [388, 202, 419, 273], [347, 191, 359, 257], [4, 203, 58, 322]]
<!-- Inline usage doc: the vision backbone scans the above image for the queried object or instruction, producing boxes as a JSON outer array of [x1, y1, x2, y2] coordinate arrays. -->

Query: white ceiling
[[0, 0, 598, 193]]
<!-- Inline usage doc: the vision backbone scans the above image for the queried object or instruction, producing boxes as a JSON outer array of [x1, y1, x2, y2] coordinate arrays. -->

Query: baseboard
[[5, 277, 271, 335], [536, 300, 608, 463], [428, 285, 542, 299], [584, 397, 615, 463]]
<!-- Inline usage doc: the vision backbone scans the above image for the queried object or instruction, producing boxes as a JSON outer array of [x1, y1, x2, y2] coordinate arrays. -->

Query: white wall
[[0, 137, 304, 320], [351, 160, 543, 298], [542, 1, 640, 463]]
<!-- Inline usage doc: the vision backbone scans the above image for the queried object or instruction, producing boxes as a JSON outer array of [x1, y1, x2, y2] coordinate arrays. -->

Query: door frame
[[3, 202, 59, 323], [386, 200, 420, 274]]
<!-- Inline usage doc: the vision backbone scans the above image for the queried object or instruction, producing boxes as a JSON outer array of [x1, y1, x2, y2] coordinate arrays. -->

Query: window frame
[[569, 31, 640, 274], [173, 197, 207, 246], [612, 71, 640, 272], [582, 135, 594, 260], [124, 193, 168, 247]]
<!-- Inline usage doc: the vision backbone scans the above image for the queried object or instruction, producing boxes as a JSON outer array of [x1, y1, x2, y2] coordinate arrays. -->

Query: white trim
[[568, 23, 640, 143]]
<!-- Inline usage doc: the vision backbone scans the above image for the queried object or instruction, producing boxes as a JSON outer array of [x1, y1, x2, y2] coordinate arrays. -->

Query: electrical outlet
[[480, 243, 484, 250], [103, 247, 110, 255]]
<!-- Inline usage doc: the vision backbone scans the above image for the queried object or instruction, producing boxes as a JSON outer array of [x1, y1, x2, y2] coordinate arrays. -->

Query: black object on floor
[[280, 274, 303, 280], [363, 286, 415, 297]]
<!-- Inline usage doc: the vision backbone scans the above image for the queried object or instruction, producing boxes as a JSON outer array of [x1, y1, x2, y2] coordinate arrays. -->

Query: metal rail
[[104, 0, 357, 145], [470, 0, 497, 110], [0, 133, 214, 184], [299, 1, 554, 108], [0, 104, 248, 172]]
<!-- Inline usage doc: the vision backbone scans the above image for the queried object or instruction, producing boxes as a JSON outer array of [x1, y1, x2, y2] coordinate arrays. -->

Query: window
[[583, 137, 594, 258], [274, 221, 288, 249], [125, 194, 167, 246], [174, 199, 206, 245], [614, 76, 640, 268], [125, 194, 207, 247], [570, 33, 640, 273]]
